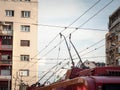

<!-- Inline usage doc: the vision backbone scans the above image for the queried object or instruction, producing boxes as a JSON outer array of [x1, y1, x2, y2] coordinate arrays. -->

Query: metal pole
[[69, 34, 85, 68], [60, 33, 75, 67]]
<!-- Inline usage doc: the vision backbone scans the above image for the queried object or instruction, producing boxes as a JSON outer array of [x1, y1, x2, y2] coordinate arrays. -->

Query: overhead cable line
[[72, 38, 105, 58], [33, 61, 62, 86], [14, 21, 108, 31], [42, 61, 69, 85], [36, 55, 106, 61], [14, 0, 103, 71], [31, 0, 102, 59], [69, 0, 114, 34], [40, 0, 113, 58], [38, 24, 108, 31], [21, 0, 112, 71], [81, 44, 105, 57]]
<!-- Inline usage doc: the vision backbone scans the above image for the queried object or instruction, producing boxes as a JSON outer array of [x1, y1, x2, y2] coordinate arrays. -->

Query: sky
[[37, 0, 120, 84]]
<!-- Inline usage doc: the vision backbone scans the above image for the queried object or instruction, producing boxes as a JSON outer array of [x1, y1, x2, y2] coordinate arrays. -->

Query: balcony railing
[[0, 76, 11, 80], [0, 30, 13, 36], [0, 45, 12, 50], [0, 60, 12, 65]]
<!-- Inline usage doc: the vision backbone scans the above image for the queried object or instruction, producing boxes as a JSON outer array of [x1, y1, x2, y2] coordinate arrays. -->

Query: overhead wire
[[11, 0, 104, 72], [81, 44, 105, 57], [34, 59, 69, 84], [42, 61, 69, 85], [20, 0, 113, 72], [31, 0, 102, 59], [40, 0, 113, 58], [72, 38, 105, 57], [16, 0, 101, 71], [38, 24, 108, 31], [15, 0, 113, 77]]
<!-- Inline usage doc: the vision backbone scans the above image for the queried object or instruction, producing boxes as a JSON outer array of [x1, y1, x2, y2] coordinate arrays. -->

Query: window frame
[[21, 55, 30, 61], [21, 11, 31, 18], [20, 40, 30, 47], [19, 69, 29, 77], [2, 36, 12, 45], [5, 10, 14, 17], [21, 25, 30, 32], [25, 0, 31, 1]]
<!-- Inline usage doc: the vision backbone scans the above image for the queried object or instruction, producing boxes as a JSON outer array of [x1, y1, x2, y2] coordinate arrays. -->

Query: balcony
[[0, 76, 11, 80], [0, 60, 12, 66], [0, 30, 13, 36], [0, 45, 12, 51], [0, 69, 11, 80]]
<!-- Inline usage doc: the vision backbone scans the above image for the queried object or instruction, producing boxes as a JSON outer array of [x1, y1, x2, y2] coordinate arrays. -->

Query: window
[[25, 0, 30, 1], [2, 37, 12, 45], [3, 25, 12, 31], [21, 40, 30, 46], [102, 84, 120, 90], [118, 47, 120, 53], [21, 11, 30, 18], [1, 70, 10, 76], [19, 70, 29, 76], [118, 59, 120, 65], [13, 0, 22, 1], [2, 55, 11, 60], [21, 55, 29, 61], [5, 10, 14, 17], [118, 34, 120, 41], [21, 25, 30, 32]]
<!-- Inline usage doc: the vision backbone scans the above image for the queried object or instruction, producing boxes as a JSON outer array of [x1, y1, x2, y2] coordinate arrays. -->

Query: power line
[[40, 0, 113, 58], [81, 44, 105, 57], [73, 38, 105, 57], [31, 0, 102, 59], [38, 24, 108, 31], [18, 0, 113, 71], [42, 61, 69, 85], [14, 21, 108, 31]]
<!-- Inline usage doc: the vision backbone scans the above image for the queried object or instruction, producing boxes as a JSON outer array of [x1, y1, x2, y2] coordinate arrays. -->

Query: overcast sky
[[37, 0, 120, 84]]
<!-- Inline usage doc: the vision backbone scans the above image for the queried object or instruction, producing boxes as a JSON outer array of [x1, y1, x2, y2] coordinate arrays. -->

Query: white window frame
[[21, 55, 29, 61], [19, 70, 29, 76], [21, 25, 30, 32], [21, 11, 31, 18], [5, 10, 14, 17]]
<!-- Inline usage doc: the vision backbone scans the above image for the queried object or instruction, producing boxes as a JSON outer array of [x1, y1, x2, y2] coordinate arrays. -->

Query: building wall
[[106, 7, 120, 66], [0, 0, 38, 90]]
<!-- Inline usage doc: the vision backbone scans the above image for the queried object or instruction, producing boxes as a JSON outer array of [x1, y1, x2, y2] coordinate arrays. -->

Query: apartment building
[[0, 0, 38, 90], [106, 7, 120, 66]]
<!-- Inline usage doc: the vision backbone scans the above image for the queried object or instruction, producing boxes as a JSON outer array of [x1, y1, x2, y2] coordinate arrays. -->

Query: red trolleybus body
[[27, 67, 120, 90]]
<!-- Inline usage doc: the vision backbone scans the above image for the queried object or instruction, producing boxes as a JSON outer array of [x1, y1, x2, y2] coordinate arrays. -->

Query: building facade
[[0, 0, 38, 90], [106, 7, 120, 66]]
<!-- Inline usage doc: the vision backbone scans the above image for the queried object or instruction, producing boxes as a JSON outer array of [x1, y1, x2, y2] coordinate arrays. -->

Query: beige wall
[[0, 0, 38, 90]]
